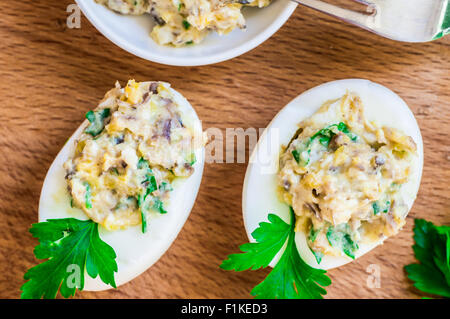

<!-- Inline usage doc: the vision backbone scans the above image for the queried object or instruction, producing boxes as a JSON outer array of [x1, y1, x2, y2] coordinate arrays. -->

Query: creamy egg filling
[[278, 93, 417, 262], [64, 80, 197, 231], [95, 0, 271, 46]]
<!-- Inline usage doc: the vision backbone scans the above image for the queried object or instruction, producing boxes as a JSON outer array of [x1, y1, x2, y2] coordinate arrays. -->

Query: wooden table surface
[[0, 0, 449, 299]]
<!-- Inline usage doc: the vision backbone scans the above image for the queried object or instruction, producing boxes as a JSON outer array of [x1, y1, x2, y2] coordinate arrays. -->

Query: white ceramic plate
[[76, 0, 297, 66], [242, 79, 423, 270]]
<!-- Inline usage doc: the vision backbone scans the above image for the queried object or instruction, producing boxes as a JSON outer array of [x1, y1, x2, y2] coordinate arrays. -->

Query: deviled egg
[[243, 79, 423, 270], [39, 80, 204, 290]]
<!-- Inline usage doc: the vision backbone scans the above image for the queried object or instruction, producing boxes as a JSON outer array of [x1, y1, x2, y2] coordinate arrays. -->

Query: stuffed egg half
[[243, 79, 423, 270], [39, 80, 205, 290]]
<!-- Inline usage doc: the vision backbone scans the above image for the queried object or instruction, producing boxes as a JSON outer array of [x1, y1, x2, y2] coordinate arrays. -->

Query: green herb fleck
[[372, 200, 390, 215], [159, 182, 173, 192], [310, 122, 357, 147], [326, 224, 358, 259], [85, 108, 110, 137], [138, 158, 158, 195], [292, 142, 310, 166], [84, 182, 92, 209], [309, 226, 320, 243], [189, 153, 196, 166], [138, 195, 167, 232], [292, 122, 357, 166], [137, 158, 159, 233], [182, 20, 191, 30], [137, 157, 149, 170], [310, 248, 324, 264], [141, 205, 147, 233], [153, 198, 167, 215]]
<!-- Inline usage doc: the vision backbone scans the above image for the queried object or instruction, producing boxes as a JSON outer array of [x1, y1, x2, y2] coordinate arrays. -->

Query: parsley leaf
[[404, 219, 450, 298], [21, 218, 118, 299], [220, 208, 331, 298], [221, 214, 290, 271]]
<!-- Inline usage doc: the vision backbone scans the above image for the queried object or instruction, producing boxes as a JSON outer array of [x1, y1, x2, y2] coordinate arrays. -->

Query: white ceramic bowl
[[76, 0, 297, 66]]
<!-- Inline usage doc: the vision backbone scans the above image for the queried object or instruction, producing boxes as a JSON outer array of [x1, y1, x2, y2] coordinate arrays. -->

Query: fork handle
[[292, 0, 372, 28], [434, 1, 450, 39]]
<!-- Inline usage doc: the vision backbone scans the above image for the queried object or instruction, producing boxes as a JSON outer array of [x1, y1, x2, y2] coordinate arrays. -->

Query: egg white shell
[[39, 84, 204, 290], [242, 79, 423, 270]]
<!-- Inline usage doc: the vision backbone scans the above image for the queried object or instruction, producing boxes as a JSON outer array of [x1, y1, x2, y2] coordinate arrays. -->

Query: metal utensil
[[292, 0, 450, 42]]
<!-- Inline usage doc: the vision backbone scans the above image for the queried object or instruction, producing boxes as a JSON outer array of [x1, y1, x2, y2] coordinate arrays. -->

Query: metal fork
[[292, 0, 450, 42]]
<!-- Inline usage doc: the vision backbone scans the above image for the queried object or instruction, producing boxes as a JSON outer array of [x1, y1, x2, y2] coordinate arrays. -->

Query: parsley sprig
[[21, 218, 118, 299], [221, 208, 331, 298], [405, 219, 450, 298]]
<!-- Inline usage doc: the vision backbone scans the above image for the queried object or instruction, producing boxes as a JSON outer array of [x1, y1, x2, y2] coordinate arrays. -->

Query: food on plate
[[278, 92, 418, 262], [22, 80, 204, 298], [243, 80, 423, 270], [233, 80, 423, 299], [95, 0, 271, 46]]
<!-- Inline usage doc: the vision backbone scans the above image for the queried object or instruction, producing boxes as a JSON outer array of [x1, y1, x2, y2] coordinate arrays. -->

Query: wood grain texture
[[0, 0, 449, 299]]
